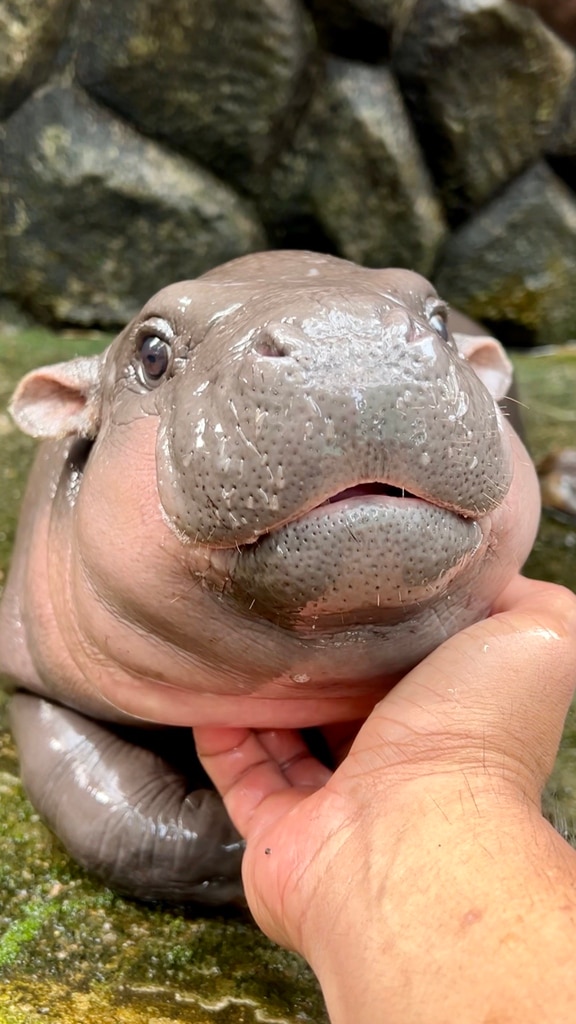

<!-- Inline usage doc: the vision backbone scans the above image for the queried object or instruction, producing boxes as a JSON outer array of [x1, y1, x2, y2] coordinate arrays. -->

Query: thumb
[[342, 577, 576, 796]]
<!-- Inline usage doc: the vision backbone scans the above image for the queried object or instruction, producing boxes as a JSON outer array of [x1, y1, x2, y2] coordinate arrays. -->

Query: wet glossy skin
[[0, 252, 541, 902]]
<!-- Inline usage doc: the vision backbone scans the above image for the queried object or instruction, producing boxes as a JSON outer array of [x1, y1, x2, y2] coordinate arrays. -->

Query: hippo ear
[[9, 354, 104, 440], [452, 333, 513, 402]]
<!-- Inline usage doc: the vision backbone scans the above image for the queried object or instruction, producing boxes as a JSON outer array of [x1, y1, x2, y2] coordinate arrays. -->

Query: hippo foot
[[9, 693, 245, 904]]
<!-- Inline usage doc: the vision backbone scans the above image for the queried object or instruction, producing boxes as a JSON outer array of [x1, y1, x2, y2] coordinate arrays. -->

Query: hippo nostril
[[253, 330, 290, 359]]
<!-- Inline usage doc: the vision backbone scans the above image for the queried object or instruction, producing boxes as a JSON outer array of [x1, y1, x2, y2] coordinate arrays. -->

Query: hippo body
[[0, 251, 540, 903]]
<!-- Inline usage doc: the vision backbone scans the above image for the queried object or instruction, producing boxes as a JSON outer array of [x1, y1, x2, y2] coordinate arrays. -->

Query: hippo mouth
[[320, 482, 419, 505], [215, 479, 489, 633]]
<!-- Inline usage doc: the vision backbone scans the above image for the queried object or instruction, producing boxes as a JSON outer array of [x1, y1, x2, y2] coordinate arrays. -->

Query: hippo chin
[[0, 251, 540, 903]]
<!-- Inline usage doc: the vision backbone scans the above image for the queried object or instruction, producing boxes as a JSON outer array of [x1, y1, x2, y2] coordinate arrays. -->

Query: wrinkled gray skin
[[0, 251, 540, 904]]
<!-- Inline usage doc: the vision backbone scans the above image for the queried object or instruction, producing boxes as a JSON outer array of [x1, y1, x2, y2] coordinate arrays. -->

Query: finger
[[347, 577, 576, 781], [491, 574, 576, 619], [257, 728, 334, 787], [391, 576, 576, 713], [439, 575, 576, 708], [194, 726, 331, 838]]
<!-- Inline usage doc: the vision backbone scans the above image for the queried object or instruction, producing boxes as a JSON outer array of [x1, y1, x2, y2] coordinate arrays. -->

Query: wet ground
[[0, 329, 574, 1023]]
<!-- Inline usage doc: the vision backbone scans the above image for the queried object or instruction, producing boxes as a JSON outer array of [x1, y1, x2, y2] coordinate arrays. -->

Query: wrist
[[301, 778, 568, 1023]]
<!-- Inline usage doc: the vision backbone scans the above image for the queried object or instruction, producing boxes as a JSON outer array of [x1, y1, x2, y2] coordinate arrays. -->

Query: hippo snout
[[156, 306, 512, 551], [140, 280, 517, 635]]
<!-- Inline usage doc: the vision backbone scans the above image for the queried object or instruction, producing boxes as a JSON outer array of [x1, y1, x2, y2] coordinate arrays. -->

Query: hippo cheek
[[221, 498, 488, 630]]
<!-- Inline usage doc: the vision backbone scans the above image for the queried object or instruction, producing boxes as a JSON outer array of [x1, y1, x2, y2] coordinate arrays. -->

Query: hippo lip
[[215, 482, 489, 621], [221, 480, 479, 552], [277, 479, 475, 537], [218, 491, 488, 631], [201, 482, 468, 574]]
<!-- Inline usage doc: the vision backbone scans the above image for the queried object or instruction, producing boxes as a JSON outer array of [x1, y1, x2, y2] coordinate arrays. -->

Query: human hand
[[195, 576, 576, 1023]]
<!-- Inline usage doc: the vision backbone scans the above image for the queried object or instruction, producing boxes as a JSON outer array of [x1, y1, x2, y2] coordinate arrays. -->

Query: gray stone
[[546, 73, 576, 194], [1, 85, 265, 327], [512, 0, 576, 46], [74, 0, 315, 192], [264, 59, 446, 273], [257, 120, 324, 249], [391, 0, 574, 219], [0, 0, 74, 118], [305, 0, 415, 38], [435, 163, 576, 346]]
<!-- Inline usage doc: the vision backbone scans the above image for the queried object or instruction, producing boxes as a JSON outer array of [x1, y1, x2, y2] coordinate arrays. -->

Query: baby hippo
[[0, 251, 540, 904]]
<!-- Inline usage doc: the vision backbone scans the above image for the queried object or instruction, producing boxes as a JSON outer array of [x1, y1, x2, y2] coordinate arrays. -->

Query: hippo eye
[[428, 310, 450, 342], [137, 335, 172, 386]]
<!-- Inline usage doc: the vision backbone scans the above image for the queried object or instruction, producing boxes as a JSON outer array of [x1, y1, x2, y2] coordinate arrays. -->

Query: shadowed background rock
[[1, 0, 576, 343]]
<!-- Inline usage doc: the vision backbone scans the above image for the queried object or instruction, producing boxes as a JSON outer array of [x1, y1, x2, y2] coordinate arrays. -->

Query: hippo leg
[[9, 693, 245, 904]]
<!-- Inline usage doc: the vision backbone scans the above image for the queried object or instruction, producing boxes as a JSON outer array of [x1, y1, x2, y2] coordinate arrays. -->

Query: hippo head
[[10, 252, 540, 728]]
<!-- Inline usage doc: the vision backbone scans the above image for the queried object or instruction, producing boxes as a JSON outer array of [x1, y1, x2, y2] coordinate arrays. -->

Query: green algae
[[0, 896, 61, 968], [0, 725, 327, 1023], [512, 346, 576, 457]]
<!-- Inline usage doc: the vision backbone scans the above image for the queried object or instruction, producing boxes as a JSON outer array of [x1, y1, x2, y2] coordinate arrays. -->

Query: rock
[[538, 449, 576, 519], [263, 59, 446, 273], [512, 0, 576, 45], [391, 0, 574, 220], [546, 73, 576, 193], [74, 0, 315, 192], [0, 0, 74, 119], [1, 85, 265, 327], [435, 163, 576, 346]]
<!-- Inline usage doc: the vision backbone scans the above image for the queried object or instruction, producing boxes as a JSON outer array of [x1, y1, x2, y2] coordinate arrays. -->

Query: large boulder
[[0, 0, 74, 119], [435, 163, 576, 345], [74, 0, 315, 192], [263, 59, 446, 273], [1, 0, 576, 339], [391, 0, 574, 219], [1, 85, 265, 326]]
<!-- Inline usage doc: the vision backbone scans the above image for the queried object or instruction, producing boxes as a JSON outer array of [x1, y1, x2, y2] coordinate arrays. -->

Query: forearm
[[306, 783, 576, 1024]]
